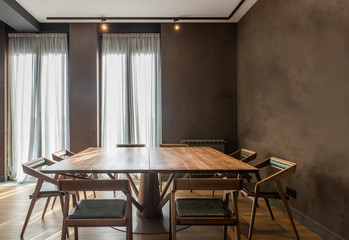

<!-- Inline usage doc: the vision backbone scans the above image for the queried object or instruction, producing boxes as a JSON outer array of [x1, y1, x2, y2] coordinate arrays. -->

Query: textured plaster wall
[[161, 23, 237, 153], [237, 0, 349, 238]]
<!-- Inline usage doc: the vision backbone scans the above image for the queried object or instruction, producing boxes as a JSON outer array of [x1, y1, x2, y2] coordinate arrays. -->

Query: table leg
[[137, 173, 162, 218]]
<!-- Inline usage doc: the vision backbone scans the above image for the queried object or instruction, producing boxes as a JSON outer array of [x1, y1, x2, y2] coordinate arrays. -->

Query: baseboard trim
[[270, 199, 345, 240], [0, 175, 7, 182]]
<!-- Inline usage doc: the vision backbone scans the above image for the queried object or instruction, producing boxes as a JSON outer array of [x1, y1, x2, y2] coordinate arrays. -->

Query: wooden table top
[[41, 147, 259, 174]]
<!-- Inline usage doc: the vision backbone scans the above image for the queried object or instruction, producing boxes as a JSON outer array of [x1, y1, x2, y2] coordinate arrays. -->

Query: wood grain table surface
[[41, 147, 259, 174]]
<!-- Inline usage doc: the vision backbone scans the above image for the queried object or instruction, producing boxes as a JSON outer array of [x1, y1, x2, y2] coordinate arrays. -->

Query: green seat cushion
[[69, 199, 126, 219], [28, 159, 46, 169], [55, 150, 68, 158], [270, 159, 290, 169], [40, 182, 58, 194], [242, 182, 279, 195], [175, 198, 231, 217]]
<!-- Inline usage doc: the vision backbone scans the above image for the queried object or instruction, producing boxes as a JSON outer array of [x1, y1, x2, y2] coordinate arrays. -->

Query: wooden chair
[[170, 178, 242, 240], [242, 157, 299, 240], [59, 179, 133, 240], [116, 144, 146, 198], [159, 143, 188, 192], [51, 149, 95, 205], [21, 157, 65, 237], [52, 149, 75, 161], [212, 148, 257, 197]]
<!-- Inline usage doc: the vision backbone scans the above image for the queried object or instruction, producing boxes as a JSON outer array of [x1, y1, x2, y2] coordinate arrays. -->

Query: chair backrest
[[171, 178, 242, 192], [255, 157, 297, 186], [230, 148, 257, 163], [116, 144, 146, 148], [159, 144, 188, 147], [51, 149, 75, 161], [22, 157, 58, 185], [59, 179, 130, 193]]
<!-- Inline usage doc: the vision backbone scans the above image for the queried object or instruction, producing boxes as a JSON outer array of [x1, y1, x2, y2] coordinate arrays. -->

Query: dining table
[[41, 146, 259, 233]]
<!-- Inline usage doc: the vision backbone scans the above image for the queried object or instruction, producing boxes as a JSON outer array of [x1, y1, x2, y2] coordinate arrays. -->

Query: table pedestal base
[[114, 202, 189, 234]]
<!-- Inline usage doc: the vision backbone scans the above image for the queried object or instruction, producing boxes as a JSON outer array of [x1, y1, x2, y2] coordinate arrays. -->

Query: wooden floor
[[0, 182, 322, 240]]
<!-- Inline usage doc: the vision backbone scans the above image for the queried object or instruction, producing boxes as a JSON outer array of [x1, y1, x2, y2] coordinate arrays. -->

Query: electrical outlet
[[286, 187, 297, 198]]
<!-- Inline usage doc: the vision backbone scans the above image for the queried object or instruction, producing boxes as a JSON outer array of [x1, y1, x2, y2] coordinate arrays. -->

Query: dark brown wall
[[161, 23, 237, 153], [237, 0, 349, 238], [69, 24, 98, 152], [0, 22, 6, 181]]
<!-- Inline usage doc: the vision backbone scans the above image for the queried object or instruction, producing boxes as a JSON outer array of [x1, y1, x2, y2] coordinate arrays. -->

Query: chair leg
[[74, 227, 78, 240], [61, 223, 67, 240], [248, 190, 259, 240], [159, 173, 162, 192], [224, 225, 227, 240], [212, 190, 215, 197], [264, 198, 275, 220], [275, 181, 299, 239], [83, 191, 87, 199], [42, 197, 51, 219], [171, 194, 176, 240], [20, 196, 37, 237], [232, 191, 241, 240], [51, 196, 57, 209], [59, 194, 69, 238], [75, 191, 80, 201]]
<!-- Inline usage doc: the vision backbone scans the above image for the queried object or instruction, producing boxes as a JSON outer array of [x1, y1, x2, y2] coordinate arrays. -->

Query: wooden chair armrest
[[257, 166, 296, 186], [253, 158, 271, 169], [229, 149, 241, 158]]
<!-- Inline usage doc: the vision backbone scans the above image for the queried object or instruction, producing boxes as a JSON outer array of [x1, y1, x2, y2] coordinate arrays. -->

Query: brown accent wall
[[69, 24, 98, 152], [237, 0, 349, 238], [161, 23, 237, 153], [0, 22, 6, 181]]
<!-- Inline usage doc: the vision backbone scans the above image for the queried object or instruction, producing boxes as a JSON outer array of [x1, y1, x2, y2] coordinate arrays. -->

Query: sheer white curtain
[[101, 33, 161, 148], [7, 33, 69, 181]]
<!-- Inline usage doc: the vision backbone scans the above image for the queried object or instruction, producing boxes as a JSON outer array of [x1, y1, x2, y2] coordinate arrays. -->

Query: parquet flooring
[[0, 182, 322, 240]]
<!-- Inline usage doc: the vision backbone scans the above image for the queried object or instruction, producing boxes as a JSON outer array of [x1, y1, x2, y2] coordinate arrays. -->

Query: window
[[100, 33, 161, 148], [7, 34, 69, 181]]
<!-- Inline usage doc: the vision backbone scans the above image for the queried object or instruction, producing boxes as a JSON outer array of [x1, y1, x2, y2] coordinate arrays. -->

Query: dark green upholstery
[[175, 198, 232, 217], [242, 182, 279, 195], [270, 159, 290, 169], [28, 159, 46, 169], [241, 151, 252, 157], [40, 182, 58, 194], [69, 199, 126, 219], [55, 150, 68, 158]]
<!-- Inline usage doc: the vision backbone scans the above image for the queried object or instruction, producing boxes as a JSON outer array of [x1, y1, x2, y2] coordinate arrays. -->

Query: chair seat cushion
[[69, 199, 126, 219], [175, 198, 232, 217], [40, 182, 58, 194], [243, 182, 279, 195]]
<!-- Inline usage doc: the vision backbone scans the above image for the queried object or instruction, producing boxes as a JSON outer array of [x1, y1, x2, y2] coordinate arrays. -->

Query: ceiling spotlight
[[174, 18, 180, 31], [101, 18, 107, 31]]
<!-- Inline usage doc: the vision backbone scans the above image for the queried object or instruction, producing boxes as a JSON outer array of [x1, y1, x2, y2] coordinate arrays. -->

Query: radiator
[[180, 139, 226, 153]]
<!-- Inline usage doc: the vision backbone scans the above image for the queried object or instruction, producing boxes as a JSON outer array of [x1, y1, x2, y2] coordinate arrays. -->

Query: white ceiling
[[16, 0, 257, 23]]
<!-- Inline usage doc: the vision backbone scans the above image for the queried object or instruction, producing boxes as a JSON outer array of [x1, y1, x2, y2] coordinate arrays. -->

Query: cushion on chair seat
[[40, 182, 59, 194], [69, 199, 126, 219], [175, 198, 232, 217], [242, 182, 279, 195]]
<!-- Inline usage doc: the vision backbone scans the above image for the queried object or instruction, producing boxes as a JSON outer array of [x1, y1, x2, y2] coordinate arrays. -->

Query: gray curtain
[[101, 33, 161, 148], [7, 33, 69, 182]]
